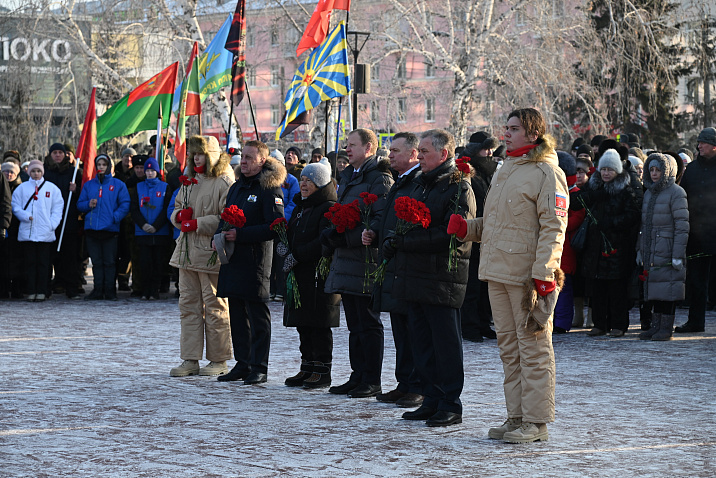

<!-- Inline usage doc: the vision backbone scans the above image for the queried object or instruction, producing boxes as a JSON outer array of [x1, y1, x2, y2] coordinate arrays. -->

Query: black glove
[[381, 235, 403, 260], [320, 228, 347, 248]]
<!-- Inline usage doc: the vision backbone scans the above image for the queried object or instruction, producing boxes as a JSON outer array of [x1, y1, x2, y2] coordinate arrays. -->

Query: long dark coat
[[283, 184, 341, 327]]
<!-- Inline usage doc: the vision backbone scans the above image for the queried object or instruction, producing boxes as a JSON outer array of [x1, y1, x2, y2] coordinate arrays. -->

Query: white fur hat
[[598, 149, 623, 174]]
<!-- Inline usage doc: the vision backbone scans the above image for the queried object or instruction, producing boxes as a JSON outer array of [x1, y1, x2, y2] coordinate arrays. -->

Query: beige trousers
[[178, 269, 232, 362], [488, 281, 556, 423]]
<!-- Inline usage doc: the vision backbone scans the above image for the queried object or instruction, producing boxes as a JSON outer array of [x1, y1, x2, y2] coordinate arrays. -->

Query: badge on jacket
[[46, 191, 50, 198], [555, 192, 567, 217], [275, 197, 283, 205], [109, 185, 115, 192], [248, 195, 258, 202], [156, 191, 162, 197]]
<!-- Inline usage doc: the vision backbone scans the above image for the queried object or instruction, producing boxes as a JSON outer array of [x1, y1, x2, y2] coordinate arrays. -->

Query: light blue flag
[[172, 15, 233, 113]]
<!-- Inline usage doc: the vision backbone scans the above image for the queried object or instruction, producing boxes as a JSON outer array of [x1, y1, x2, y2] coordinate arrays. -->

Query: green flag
[[97, 63, 179, 145]]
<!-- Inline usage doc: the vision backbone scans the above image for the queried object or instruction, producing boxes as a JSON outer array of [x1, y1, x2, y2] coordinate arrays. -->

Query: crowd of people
[[1, 109, 714, 444]]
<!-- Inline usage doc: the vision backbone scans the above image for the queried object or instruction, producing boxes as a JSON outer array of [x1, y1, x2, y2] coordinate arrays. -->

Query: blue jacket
[[77, 173, 130, 232], [167, 188, 180, 239], [131, 178, 170, 236], [282, 173, 300, 221]]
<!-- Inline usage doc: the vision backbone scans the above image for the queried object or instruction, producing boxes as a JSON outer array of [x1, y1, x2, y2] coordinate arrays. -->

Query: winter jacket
[[468, 154, 497, 218], [463, 136, 569, 285], [392, 159, 476, 308], [638, 154, 688, 301], [561, 185, 586, 276], [325, 156, 393, 296], [77, 163, 130, 233], [168, 143, 235, 273], [11, 178, 64, 242], [283, 185, 341, 327], [44, 157, 82, 234], [371, 166, 421, 314], [680, 152, 716, 254], [131, 178, 170, 236], [573, 167, 641, 280], [167, 188, 180, 240], [1, 173, 11, 231], [216, 157, 286, 300], [282, 173, 300, 221]]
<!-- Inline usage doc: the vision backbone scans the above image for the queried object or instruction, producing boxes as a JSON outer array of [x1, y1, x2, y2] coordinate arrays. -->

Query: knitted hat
[[570, 137, 585, 152], [64, 143, 76, 155], [49, 143, 66, 154], [270, 149, 285, 165], [301, 158, 332, 188], [3, 150, 20, 162], [95, 153, 111, 166], [28, 159, 44, 174], [1, 161, 20, 175], [286, 146, 302, 160], [697, 127, 716, 146], [144, 157, 160, 172], [121, 147, 137, 157], [336, 149, 349, 161], [627, 155, 643, 168], [576, 144, 594, 161], [598, 149, 623, 174], [311, 147, 324, 157]]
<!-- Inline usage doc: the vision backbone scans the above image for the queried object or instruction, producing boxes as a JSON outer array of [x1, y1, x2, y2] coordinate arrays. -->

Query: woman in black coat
[[572, 149, 641, 337], [280, 159, 341, 389]]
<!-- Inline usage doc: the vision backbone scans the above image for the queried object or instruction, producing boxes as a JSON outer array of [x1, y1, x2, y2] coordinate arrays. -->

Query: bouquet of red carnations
[[317, 201, 362, 279]]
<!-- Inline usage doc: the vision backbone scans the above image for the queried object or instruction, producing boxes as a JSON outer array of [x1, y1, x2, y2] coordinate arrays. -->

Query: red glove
[[180, 219, 198, 233], [177, 207, 193, 222], [447, 214, 468, 239], [534, 279, 556, 297]]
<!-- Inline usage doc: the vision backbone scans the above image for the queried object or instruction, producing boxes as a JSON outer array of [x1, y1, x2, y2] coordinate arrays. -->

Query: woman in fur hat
[[573, 149, 641, 337], [168, 135, 235, 378]]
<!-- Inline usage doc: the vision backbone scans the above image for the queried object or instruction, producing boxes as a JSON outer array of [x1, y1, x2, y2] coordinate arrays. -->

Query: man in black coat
[[676, 127, 716, 333], [216, 141, 285, 385], [44, 143, 83, 299], [0, 171, 11, 242], [322, 128, 393, 399], [363, 132, 423, 408], [386, 129, 476, 427]]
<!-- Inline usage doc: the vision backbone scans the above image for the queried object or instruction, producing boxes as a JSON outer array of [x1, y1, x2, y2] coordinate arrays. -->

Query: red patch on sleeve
[[46, 191, 50, 198]]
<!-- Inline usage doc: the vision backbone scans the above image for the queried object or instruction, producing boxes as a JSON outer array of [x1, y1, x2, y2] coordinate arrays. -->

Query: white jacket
[[12, 178, 64, 242]]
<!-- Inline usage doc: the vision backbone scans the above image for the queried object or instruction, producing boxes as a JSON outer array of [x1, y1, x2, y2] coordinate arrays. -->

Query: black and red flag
[[225, 0, 247, 106]]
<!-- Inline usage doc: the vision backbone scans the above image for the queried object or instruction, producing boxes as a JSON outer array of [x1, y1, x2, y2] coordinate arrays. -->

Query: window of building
[[271, 65, 280, 86], [271, 26, 279, 46], [271, 104, 280, 126], [425, 98, 435, 122], [397, 97, 407, 123], [247, 67, 256, 87], [516, 7, 526, 26], [371, 100, 379, 123], [552, 0, 565, 18], [397, 59, 406, 79], [371, 63, 380, 81], [425, 61, 434, 78], [247, 28, 255, 48]]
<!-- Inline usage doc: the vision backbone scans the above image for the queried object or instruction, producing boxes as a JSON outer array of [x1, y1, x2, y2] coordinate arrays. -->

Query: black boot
[[639, 313, 661, 340], [652, 314, 675, 341], [285, 360, 313, 387], [303, 362, 331, 389]]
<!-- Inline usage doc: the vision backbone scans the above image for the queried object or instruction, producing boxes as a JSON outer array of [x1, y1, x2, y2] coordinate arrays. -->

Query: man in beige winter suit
[[448, 108, 568, 443]]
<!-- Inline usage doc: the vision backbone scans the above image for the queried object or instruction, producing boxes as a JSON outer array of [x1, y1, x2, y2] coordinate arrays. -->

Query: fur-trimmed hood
[[588, 165, 632, 196], [236, 156, 287, 190], [643, 152, 676, 192], [186, 135, 232, 179], [513, 135, 559, 166]]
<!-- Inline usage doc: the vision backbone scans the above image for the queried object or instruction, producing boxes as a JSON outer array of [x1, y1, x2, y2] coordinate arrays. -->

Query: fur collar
[[237, 156, 286, 190], [186, 136, 232, 178], [588, 167, 632, 195], [513, 135, 558, 165]]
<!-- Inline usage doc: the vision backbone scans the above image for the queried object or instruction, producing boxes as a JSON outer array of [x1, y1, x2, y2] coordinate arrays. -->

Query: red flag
[[334, 0, 350, 10], [296, 0, 351, 57], [225, 0, 247, 105], [78, 87, 97, 184], [175, 43, 201, 171], [127, 63, 179, 106]]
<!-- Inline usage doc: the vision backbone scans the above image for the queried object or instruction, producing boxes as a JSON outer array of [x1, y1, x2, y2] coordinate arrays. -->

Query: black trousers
[[138, 239, 167, 297], [25, 241, 52, 295], [407, 302, 463, 414], [460, 253, 493, 335], [228, 298, 271, 374], [390, 312, 421, 394], [686, 254, 715, 329], [590, 278, 630, 332], [342, 293, 383, 386], [85, 235, 118, 294], [296, 326, 333, 364], [52, 233, 82, 294]]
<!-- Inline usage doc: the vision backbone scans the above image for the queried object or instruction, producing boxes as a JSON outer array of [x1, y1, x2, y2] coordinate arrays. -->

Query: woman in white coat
[[11, 159, 64, 301]]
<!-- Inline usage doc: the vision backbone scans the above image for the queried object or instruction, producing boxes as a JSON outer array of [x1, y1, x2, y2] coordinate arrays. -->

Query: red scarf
[[506, 144, 539, 157], [193, 165, 205, 174]]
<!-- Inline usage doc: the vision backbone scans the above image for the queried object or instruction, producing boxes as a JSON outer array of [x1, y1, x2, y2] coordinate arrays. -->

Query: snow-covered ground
[[1, 276, 715, 477]]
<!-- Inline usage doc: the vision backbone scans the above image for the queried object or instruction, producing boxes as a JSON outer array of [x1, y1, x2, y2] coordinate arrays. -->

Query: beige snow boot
[[488, 417, 522, 440]]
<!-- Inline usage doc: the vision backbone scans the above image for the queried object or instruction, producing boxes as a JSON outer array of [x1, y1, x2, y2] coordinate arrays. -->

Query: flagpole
[[245, 82, 259, 140], [57, 160, 80, 253], [226, 57, 237, 151], [324, 100, 330, 155], [334, 97, 342, 153]]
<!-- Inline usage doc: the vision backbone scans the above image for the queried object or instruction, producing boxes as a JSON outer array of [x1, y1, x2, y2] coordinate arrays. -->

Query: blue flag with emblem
[[172, 15, 233, 113], [275, 21, 351, 140]]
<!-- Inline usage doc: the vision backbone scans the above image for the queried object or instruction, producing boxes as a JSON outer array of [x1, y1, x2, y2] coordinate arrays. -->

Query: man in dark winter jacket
[[216, 140, 286, 385], [389, 129, 476, 427], [322, 128, 393, 399], [44, 143, 83, 299], [0, 171, 11, 242], [675, 127, 716, 333], [362, 132, 423, 408]]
